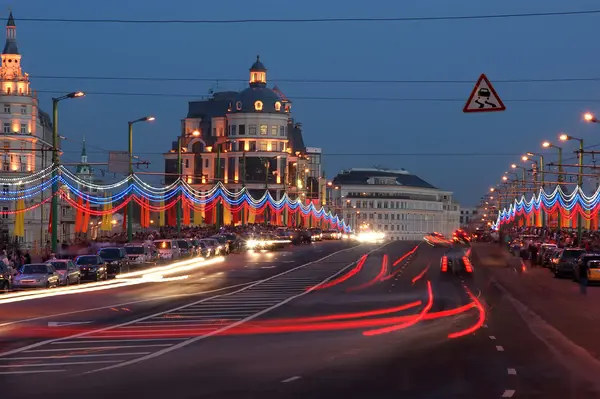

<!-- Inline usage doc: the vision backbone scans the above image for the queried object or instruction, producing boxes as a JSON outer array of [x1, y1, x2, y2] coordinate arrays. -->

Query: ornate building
[[164, 56, 312, 224], [0, 12, 55, 250]]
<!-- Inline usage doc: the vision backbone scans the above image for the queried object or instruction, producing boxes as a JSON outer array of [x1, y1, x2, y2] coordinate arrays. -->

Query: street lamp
[[559, 133, 585, 243], [51, 91, 85, 253], [541, 141, 564, 183], [583, 112, 599, 124], [127, 116, 155, 242]]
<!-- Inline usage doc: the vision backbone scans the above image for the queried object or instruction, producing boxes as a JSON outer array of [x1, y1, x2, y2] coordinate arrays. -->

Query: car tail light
[[441, 256, 448, 272], [462, 256, 473, 273]]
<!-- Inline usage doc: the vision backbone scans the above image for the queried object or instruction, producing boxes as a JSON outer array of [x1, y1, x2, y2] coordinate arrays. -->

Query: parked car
[[98, 247, 130, 278], [124, 244, 154, 265], [49, 259, 81, 286], [153, 239, 181, 262], [13, 263, 60, 289], [552, 248, 586, 278], [75, 255, 108, 281]]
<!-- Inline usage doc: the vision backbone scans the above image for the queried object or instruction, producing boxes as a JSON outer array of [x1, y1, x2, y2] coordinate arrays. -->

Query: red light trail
[[311, 254, 368, 290]]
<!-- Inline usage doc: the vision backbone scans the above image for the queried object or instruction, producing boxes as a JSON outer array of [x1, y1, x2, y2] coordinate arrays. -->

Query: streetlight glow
[[502, 176, 508, 181], [146, 116, 155, 121], [490, 188, 495, 192], [511, 164, 517, 169], [559, 133, 569, 141], [192, 130, 200, 137], [522, 156, 528, 161], [69, 91, 85, 98], [542, 141, 551, 148], [584, 112, 596, 122]]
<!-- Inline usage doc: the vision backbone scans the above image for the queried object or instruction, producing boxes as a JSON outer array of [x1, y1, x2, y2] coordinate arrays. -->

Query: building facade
[[164, 56, 315, 224], [331, 168, 460, 240], [459, 207, 479, 227], [0, 13, 58, 251]]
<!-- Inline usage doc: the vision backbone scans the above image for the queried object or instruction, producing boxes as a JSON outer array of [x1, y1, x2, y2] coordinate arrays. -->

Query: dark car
[[98, 247, 130, 278], [76, 255, 108, 281], [291, 229, 312, 245], [552, 248, 586, 278], [441, 250, 473, 277]]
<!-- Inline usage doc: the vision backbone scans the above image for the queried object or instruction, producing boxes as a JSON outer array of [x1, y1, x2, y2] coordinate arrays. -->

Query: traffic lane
[[0, 240, 356, 325], [0, 241, 364, 354], [14, 243, 508, 399]]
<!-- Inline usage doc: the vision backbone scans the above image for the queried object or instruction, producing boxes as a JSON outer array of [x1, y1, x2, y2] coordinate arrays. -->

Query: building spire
[[3, 11, 18, 54], [81, 137, 87, 163]]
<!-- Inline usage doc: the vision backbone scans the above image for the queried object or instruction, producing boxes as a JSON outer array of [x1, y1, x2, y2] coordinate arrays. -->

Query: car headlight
[[247, 240, 259, 248]]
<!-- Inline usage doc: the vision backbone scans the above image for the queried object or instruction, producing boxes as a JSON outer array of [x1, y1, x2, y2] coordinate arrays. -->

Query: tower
[[249, 55, 267, 87], [1, 12, 24, 85], [75, 138, 93, 181]]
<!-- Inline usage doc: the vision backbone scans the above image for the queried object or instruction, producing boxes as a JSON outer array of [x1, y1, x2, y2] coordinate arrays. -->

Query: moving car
[[440, 250, 474, 277], [76, 255, 108, 281], [573, 253, 600, 283], [322, 229, 342, 240], [13, 263, 61, 289], [124, 244, 155, 265], [49, 259, 81, 286], [153, 239, 181, 262], [98, 247, 130, 278]]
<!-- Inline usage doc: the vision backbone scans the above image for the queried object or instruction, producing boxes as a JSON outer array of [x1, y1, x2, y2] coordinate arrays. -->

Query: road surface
[[2, 241, 600, 398]]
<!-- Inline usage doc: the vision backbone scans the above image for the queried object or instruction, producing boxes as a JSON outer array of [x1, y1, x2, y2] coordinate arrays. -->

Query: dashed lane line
[[281, 376, 302, 383], [489, 335, 497, 340], [507, 368, 517, 375], [501, 389, 515, 397]]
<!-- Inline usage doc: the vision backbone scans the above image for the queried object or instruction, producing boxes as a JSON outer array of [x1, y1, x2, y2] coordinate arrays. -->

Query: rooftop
[[332, 168, 437, 189]]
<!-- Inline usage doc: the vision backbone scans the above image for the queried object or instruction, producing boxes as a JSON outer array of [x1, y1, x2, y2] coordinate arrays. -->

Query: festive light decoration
[[0, 166, 351, 231], [492, 184, 600, 229]]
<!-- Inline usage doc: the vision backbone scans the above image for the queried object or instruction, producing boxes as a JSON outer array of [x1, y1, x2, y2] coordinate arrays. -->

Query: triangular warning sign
[[463, 74, 506, 113]]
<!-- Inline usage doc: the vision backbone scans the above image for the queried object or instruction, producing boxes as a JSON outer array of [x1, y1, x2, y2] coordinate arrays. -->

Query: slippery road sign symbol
[[463, 74, 506, 113]]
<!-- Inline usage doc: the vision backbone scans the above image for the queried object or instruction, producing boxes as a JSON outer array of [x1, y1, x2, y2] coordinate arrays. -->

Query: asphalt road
[[3, 241, 598, 398]]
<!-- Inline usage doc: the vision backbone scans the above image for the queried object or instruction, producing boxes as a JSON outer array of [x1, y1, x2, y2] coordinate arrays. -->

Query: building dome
[[232, 86, 284, 114], [250, 55, 266, 72]]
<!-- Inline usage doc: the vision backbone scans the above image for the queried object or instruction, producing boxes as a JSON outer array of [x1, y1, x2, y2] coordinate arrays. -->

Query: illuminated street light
[[542, 141, 551, 148], [502, 176, 508, 181], [522, 155, 528, 161], [584, 112, 599, 123], [490, 188, 495, 192]]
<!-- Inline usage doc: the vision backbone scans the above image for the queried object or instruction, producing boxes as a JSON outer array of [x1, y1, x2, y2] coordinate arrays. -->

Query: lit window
[[254, 101, 263, 111], [260, 124, 268, 135], [20, 124, 26, 134], [236, 101, 242, 111], [271, 126, 277, 136], [20, 105, 26, 114], [275, 101, 281, 111]]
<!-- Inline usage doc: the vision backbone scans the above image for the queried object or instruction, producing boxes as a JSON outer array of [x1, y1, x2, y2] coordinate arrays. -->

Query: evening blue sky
[[8, 0, 600, 205]]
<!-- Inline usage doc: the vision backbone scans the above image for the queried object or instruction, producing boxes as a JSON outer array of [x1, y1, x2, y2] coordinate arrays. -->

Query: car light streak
[[259, 300, 422, 325], [0, 258, 222, 305], [462, 256, 473, 273], [411, 263, 430, 284], [311, 254, 368, 290], [362, 280, 434, 336], [441, 256, 448, 272], [447, 286, 486, 339], [346, 254, 388, 291], [392, 245, 418, 266]]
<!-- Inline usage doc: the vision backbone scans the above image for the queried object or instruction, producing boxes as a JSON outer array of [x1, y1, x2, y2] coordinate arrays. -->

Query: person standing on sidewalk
[[579, 260, 589, 295]]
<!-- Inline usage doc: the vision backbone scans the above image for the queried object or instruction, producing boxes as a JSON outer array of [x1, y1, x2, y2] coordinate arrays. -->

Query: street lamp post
[[583, 112, 600, 124], [127, 116, 155, 243], [526, 152, 545, 227], [560, 133, 585, 244], [542, 141, 563, 228], [51, 91, 85, 253]]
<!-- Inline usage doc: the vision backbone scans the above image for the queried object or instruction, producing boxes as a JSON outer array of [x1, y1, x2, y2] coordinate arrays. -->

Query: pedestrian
[[24, 251, 31, 265], [579, 260, 589, 295]]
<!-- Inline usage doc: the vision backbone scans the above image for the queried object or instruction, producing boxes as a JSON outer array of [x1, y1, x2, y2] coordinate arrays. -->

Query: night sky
[[9, 0, 600, 206]]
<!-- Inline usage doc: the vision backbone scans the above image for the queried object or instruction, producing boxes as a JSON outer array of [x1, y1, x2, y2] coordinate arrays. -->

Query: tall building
[[0, 12, 54, 250], [164, 56, 313, 224], [304, 147, 325, 204], [331, 168, 460, 240]]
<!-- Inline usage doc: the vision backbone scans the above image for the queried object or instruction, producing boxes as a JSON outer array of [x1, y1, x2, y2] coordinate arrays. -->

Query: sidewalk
[[472, 243, 600, 361]]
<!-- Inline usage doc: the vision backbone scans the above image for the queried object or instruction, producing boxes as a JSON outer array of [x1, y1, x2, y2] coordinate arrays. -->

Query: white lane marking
[[507, 368, 517, 375], [496, 346, 504, 352], [0, 280, 257, 328], [84, 242, 391, 374], [501, 389, 515, 397], [483, 324, 489, 328], [0, 360, 118, 368], [261, 266, 276, 269], [52, 338, 187, 344], [2, 352, 151, 360], [0, 244, 366, 358], [489, 335, 496, 340], [0, 369, 66, 375], [281, 376, 301, 383], [25, 344, 172, 353], [48, 321, 93, 327]]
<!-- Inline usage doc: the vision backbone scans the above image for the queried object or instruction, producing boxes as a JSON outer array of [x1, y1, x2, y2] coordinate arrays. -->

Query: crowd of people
[[501, 226, 600, 253]]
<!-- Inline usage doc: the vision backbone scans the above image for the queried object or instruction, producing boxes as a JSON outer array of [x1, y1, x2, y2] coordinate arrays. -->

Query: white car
[[13, 263, 60, 289]]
